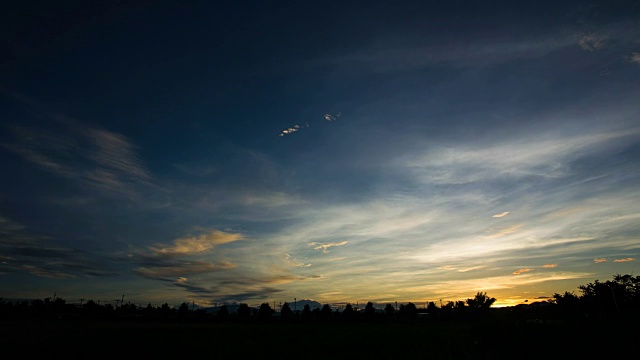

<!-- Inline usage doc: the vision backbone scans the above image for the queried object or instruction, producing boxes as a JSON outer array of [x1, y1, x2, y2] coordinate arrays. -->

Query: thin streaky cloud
[[324, 112, 341, 122], [133, 260, 236, 280], [492, 212, 509, 218], [513, 268, 534, 275], [578, 34, 607, 51], [309, 241, 348, 253], [23, 265, 75, 279], [458, 266, 485, 273], [485, 224, 523, 239], [4, 122, 153, 197], [612, 258, 635, 263], [279, 124, 302, 137], [150, 230, 244, 256], [594, 258, 608, 263], [284, 253, 312, 268], [542, 264, 558, 268]]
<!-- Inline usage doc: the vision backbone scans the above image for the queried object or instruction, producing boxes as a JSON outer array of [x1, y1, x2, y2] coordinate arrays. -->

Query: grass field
[[1, 318, 636, 359]]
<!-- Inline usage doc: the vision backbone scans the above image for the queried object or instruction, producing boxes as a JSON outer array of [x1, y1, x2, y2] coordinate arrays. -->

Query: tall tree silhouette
[[258, 303, 274, 320], [466, 292, 495, 319], [364, 302, 375, 319], [280, 302, 293, 321], [342, 303, 355, 321], [217, 305, 229, 320], [384, 304, 395, 317], [302, 304, 312, 321], [320, 304, 332, 320], [236, 303, 251, 319], [466, 292, 496, 309]]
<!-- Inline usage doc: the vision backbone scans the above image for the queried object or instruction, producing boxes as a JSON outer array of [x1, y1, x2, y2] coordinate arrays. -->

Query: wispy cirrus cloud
[[492, 212, 509, 218], [324, 112, 341, 122], [578, 34, 607, 51], [22, 265, 75, 279], [130, 229, 243, 281], [4, 121, 152, 197], [513, 268, 534, 275], [284, 253, 312, 268], [485, 224, 523, 239], [542, 264, 558, 268], [613, 258, 635, 263], [594, 258, 608, 263], [133, 260, 236, 280], [403, 128, 640, 185], [0, 215, 120, 279], [309, 241, 348, 253], [279, 124, 305, 137], [150, 230, 243, 256]]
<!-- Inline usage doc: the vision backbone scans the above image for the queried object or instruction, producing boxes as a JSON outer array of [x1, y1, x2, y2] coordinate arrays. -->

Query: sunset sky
[[1, 1, 639, 308]]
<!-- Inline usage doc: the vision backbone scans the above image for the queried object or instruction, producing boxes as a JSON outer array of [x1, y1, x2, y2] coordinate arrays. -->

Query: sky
[[1, 0, 639, 308]]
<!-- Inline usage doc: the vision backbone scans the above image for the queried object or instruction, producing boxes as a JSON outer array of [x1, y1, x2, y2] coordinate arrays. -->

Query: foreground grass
[[1, 318, 636, 359]]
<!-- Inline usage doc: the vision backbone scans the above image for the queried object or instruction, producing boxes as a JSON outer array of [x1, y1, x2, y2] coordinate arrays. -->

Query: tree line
[[1, 273, 638, 323]]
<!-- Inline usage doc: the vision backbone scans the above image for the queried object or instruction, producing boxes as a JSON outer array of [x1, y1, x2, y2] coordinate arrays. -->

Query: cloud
[[492, 212, 509, 218], [284, 254, 312, 268], [279, 123, 311, 137], [128, 230, 244, 284], [458, 266, 485, 273], [133, 260, 235, 280], [280, 113, 340, 137], [4, 121, 152, 197], [578, 34, 606, 51], [322, 33, 577, 73], [150, 230, 244, 256], [485, 224, 523, 239], [630, 52, 640, 64], [594, 258, 607, 263], [22, 265, 75, 279], [542, 264, 558, 268], [403, 128, 640, 186], [324, 112, 341, 122], [0, 214, 121, 279], [309, 241, 348, 253], [613, 258, 635, 263], [513, 268, 534, 275]]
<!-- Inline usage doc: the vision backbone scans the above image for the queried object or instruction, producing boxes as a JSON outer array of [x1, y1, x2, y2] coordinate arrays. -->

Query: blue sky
[[1, 1, 639, 307]]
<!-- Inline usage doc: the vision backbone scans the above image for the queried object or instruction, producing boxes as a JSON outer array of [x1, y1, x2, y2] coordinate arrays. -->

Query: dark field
[[1, 318, 636, 359]]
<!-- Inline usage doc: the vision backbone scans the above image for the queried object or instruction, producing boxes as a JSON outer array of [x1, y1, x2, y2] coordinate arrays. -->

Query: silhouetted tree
[[466, 292, 496, 319], [364, 302, 375, 319], [426, 301, 439, 319], [342, 303, 355, 321], [178, 302, 189, 318], [302, 304, 312, 321], [384, 303, 395, 317], [578, 274, 640, 316], [280, 302, 293, 321], [399, 302, 418, 320], [320, 304, 332, 320], [144, 302, 154, 318], [258, 302, 274, 320], [467, 292, 496, 309], [83, 300, 102, 318], [160, 303, 173, 318], [217, 305, 229, 320], [236, 303, 251, 319]]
